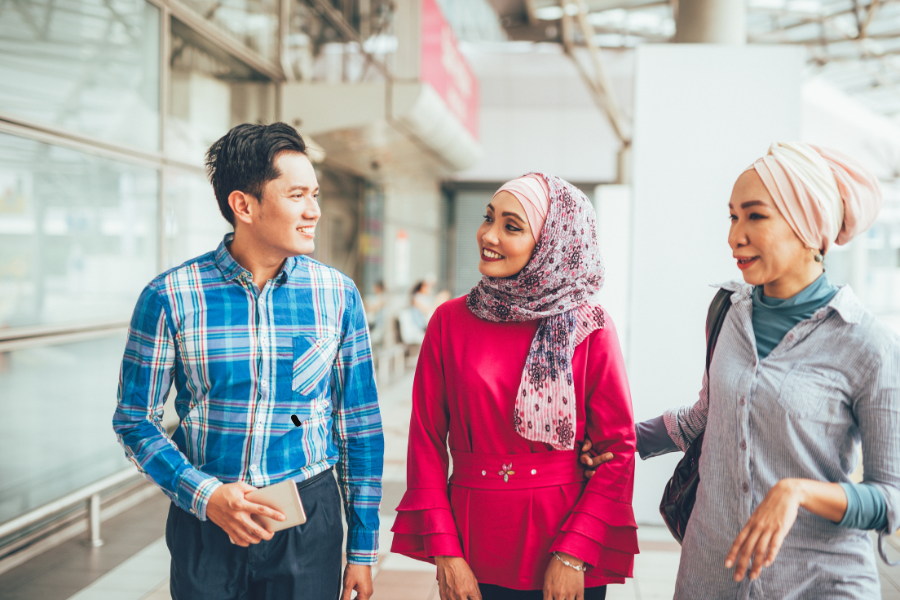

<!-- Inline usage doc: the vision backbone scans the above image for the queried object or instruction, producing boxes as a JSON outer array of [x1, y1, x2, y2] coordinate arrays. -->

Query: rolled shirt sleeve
[[839, 482, 888, 531], [853, 341, 900, 560]]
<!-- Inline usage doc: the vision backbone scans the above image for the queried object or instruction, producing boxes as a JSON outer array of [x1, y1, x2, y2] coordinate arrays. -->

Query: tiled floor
[[2, 369, 900, 600]]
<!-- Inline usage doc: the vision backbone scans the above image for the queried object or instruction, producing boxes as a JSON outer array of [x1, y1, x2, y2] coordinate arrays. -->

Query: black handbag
[[659, 288, 733, 544]]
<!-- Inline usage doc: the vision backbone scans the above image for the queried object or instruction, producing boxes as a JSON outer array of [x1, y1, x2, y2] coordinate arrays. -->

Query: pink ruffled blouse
[[391, 297, 639, 590]]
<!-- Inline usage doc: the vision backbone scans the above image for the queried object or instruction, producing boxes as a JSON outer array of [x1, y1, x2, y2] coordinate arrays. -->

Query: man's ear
[[228, 190, 256, 227]]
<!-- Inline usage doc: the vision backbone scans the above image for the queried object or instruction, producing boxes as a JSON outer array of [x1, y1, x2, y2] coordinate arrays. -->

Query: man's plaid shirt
[[113, 234, 384, 563]]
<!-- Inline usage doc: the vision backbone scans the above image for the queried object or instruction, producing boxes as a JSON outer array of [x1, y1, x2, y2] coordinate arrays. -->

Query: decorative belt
[[449, 450, 585, 490]]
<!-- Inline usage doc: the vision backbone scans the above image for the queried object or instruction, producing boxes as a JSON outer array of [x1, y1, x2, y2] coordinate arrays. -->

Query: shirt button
[[787, 333, 795, 341], [742, 483, 749, 493], [740, 397, 746, 406], [531, 469, 537, 475], [260, 380, 267, 388], [481, 470, 486, 476], [250, 465, 258, 471], [740, 441, 747, 450]]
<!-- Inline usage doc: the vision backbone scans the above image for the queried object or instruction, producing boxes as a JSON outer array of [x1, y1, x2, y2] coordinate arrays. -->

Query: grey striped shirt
[[664, 282, 900, 599]]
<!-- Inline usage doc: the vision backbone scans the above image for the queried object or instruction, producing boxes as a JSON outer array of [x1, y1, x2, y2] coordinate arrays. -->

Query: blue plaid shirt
[[113, 234, 384, 563]]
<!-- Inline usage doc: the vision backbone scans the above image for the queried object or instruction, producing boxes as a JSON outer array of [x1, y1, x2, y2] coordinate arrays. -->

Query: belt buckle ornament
[[498, 463, 515, 482]]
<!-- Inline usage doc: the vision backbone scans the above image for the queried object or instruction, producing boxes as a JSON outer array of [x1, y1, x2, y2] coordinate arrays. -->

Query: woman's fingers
[[724, 524, 750, 568], [749, 531, 773, 580], [732, 527, 764, 582], [581, 439, 593, 452], [764, 530, 785, 567]]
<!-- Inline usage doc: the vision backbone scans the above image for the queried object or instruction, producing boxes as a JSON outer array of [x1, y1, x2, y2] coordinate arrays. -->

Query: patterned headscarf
[[466, 173, 606, 450]]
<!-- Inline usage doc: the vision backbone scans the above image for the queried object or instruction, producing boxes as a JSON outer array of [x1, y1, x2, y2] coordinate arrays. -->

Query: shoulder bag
[[659, 288, 733, 544]]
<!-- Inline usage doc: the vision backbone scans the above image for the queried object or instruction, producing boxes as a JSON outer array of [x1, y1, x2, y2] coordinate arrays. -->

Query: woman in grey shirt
[[585, 142, 900, 599]]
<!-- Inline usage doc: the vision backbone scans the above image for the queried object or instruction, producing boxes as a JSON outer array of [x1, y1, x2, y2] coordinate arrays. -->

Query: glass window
[[825, 190, 900, 334], [0, 0, 161, 152], [164, 168, 231, 269], [167, 18, 277, 166], [0, 334, 132, 524], [179, 0, 279, 65], [0, 132, 159, 331]]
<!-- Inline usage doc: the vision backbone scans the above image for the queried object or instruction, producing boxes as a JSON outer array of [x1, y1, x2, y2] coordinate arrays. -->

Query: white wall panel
[[628, 44, 803, 524]]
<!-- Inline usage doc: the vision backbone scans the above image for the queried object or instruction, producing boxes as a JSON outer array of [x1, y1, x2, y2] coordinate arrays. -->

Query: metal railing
[[0, 468, 142, 548]]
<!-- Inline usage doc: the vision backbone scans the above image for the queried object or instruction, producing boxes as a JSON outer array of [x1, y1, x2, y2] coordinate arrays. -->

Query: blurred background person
[[365, 280, 387, 347]]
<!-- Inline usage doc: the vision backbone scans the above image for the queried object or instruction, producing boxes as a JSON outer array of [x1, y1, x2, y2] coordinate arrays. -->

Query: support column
[[673, 0, 747, 44]]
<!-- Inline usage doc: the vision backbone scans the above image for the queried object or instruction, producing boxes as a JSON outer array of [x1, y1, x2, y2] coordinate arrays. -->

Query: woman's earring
[[814, 252, 824, 263]]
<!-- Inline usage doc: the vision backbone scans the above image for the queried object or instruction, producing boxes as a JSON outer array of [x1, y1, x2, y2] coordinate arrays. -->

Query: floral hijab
[[466, 173, 606, 450]]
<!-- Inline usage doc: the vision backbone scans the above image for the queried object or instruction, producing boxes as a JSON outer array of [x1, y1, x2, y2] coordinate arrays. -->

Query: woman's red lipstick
[[736, 256, 759, 270], [481, 248, 504, 262]]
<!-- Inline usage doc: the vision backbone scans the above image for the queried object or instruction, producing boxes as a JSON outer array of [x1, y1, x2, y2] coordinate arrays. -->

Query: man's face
[[250, 151, 320, 257]]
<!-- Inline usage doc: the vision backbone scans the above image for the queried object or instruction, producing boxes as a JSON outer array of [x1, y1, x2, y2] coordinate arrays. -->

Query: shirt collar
[[214, 233, 300, 285], [214, 233, 247, 282], [713, 280, 752, 302], [824, 285, 865, 325], [712, 279, 864, 324]]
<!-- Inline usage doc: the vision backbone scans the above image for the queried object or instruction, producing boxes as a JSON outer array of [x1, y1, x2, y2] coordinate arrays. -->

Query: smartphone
[[244, 479, 307, 533]]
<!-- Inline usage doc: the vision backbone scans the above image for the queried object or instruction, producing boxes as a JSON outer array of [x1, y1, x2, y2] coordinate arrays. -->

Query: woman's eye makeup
[[506, 224, 522, 232]]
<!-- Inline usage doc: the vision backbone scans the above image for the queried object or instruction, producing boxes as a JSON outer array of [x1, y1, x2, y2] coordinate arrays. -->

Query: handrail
[[0, 320, 128, 343], [0, 468, 141, 541]]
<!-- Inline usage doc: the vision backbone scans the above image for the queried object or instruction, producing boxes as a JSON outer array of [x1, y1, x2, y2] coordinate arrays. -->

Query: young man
[[113, 123, 383, 600]]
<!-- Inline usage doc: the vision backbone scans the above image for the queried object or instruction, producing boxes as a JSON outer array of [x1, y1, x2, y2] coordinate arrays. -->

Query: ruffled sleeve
[[550, 314, 639, 580], [390, 307, 464, 563]]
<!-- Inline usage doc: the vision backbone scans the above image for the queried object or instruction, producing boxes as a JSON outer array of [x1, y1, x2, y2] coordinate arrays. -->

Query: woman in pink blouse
[[391, 173, 638, 600]]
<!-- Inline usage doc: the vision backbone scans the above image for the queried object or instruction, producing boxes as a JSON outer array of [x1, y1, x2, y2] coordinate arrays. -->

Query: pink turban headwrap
[[493, 174, 551, 242], [748, 142, 883, 255]]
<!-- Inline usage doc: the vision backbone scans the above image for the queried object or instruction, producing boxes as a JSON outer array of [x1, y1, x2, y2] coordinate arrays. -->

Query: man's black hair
[[205, 122, 307, 226]]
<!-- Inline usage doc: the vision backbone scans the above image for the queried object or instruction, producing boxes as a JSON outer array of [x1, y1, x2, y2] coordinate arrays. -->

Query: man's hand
[[205, 482, 285, 547], [341, 564, 373, 600], [543, 552, 585, 600], [578, 439, 615, 479], [435, 556, 482, 600]]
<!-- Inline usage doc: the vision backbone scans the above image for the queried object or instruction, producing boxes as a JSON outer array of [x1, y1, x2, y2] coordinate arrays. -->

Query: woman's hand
[[726, 478, 849, 582], [725, 479, 803, 582], [543, 552, 585, 600], [579, 439, 615, 479], [435, 556, 482, 600]]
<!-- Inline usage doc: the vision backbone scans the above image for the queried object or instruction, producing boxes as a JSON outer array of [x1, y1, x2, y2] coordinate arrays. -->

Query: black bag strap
[[705, 288, 734, 375]]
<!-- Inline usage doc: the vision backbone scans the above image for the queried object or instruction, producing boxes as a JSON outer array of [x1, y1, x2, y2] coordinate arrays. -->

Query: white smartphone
[[244, 479, 307, 533]]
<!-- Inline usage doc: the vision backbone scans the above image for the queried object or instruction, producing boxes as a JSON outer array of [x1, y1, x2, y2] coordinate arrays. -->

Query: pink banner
[[420, 0, 480, 140]]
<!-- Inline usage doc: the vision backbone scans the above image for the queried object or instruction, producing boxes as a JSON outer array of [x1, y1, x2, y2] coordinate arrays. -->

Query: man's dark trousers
[[166, 469, 343, 600]]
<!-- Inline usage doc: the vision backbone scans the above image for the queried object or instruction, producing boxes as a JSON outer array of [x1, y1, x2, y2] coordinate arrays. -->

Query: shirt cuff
[[177, 471, 222, 521], [636, 415, 679, 459], [347, 528, 379, 564]]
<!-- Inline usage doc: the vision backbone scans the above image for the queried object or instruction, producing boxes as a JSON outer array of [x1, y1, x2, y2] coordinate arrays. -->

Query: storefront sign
[[420, 0, 480, 140]]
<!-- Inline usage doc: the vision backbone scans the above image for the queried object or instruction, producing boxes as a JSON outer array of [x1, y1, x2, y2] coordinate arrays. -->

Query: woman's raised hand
[[543, 552, 585, 599], [578, 439, 615, 479], [435, 556, 482, 600]]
